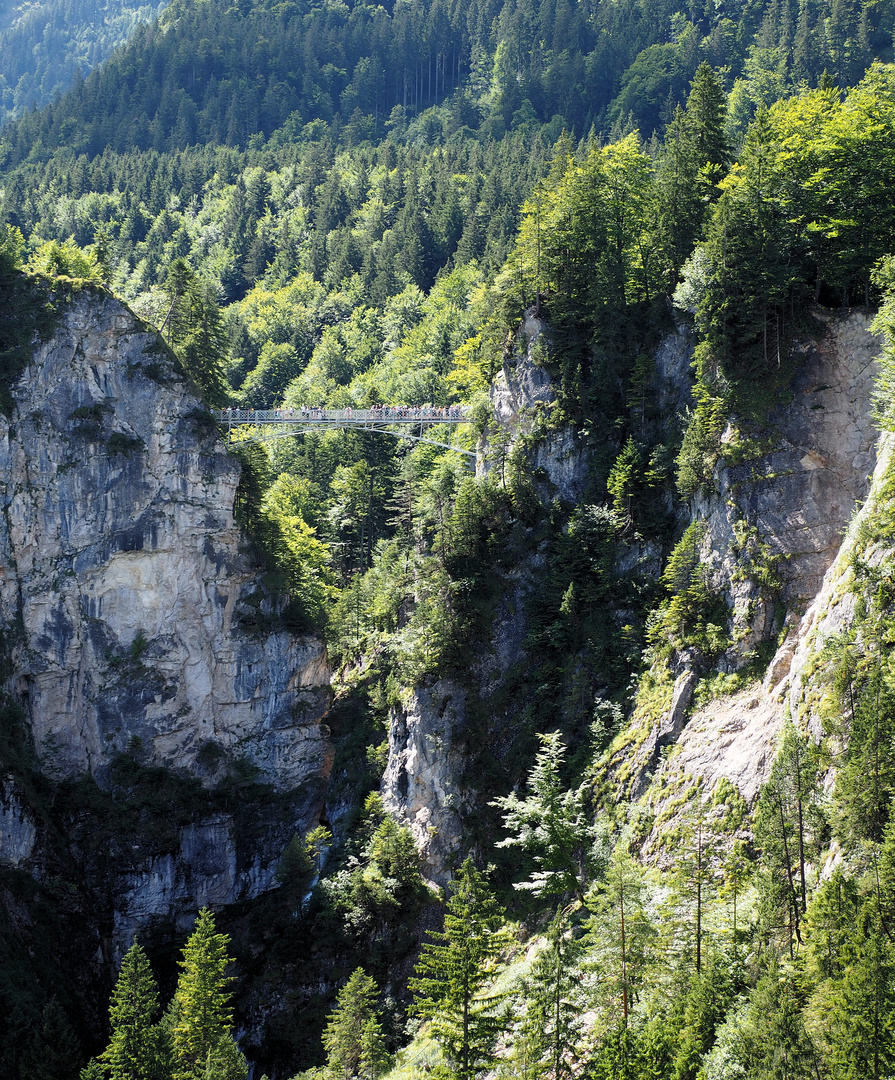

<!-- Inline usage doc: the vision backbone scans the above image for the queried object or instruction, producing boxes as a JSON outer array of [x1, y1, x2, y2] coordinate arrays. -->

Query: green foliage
[[648, 522, 730, 663], [18, 998, 82, 1080], [0, 243, 59, 414], [675, 394, 726, 498], [871, 255, 895, 432], [27, 238, 104, 283], [160, 259, 229, 407], [321, 806, 427, 938], [824, 904, 895, 1079], [584, 847, 656, 1028], [96, 942, 168, 1080], [409, 859, 508, 1080], [754, 721, 825, 953], [169, 909, 245, 1080], [491, 731, 599, 899], [322, 968, 388, 1080], [512, 910, 586, 1080]]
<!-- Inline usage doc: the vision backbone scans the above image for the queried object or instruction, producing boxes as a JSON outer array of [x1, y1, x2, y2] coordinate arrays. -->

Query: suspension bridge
[[217, 406, 476, 458]]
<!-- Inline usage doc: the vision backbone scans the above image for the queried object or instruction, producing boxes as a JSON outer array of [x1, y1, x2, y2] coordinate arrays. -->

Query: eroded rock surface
[[0, 293, 334, 952], [0, 294, 331, 792], [695, 310, 881, 664], [633, 311, 885, 819], [382, 679, 466, 886]]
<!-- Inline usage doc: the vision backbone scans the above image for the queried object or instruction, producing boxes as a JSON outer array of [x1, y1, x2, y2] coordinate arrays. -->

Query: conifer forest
[[5, 0, 895, 1076]]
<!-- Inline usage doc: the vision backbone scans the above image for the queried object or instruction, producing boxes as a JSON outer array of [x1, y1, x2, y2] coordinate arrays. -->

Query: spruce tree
[[99, 941, 168, 1080], [514, 909, 584, 1080], [409, 859, 508, 1080], [19, 999, 81, 1080], [169, 909, 247, 1080], [491, 731, 597, 900], [826, 904, 895, 1080], [322, 968, 387, 1080]]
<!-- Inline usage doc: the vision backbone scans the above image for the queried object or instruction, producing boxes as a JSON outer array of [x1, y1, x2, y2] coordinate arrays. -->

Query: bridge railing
[[219, 406, 471, 424]]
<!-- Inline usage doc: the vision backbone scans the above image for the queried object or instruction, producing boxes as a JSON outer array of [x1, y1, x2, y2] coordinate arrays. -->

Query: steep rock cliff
[[0, 291, 332, 952], [637, 311, 886, 840], [0, 293, 330, 791]]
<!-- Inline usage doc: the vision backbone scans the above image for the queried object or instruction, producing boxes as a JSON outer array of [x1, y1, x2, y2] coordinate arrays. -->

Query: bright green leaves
[[691, 64, 895, 397], [27, 237, 105, 284], [260, 472, 337, 622], [507, 133, 656, 329]]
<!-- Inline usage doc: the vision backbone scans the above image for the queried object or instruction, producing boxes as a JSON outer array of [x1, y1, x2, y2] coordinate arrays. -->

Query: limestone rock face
[[645, 430, 895, 849], [0, 294, 331, 793], [490, 308, 555, 427], [695, 310, 881, 666], [487, 306, 589, 503], [0, 775, 37, 866], [381, 679, 466, 886], [630, 311, 885, 821], [781, 431, 895, 732]]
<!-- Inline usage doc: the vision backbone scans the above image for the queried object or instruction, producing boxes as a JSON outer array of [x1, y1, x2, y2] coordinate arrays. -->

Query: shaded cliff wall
[[0, 291, 333, 959]]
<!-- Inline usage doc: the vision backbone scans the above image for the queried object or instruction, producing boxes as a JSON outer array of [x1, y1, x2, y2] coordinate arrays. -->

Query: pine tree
[[160, 259, 229, 406], [584, 847, 655, 1028], [514, 909, 585, 1080], [99, 942, 168, 1080], [409, 858, 508, 1080], [744, 960, 818, 1079], [755, 721, 823, 955], [826, 904, 895, 1080], [322, 968, 388, 1080], [169, 909, 246, 1080], [668, 803, 722, 975], [491, 730, 597, 900], [18, 998, 81, 1080]]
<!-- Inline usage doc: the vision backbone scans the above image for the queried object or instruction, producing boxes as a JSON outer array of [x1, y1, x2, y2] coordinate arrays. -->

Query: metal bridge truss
[[218, 408, 477, 459]]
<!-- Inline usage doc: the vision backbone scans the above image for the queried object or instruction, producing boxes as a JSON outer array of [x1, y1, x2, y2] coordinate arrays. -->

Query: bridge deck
[[217, 406, 477, 459], [219, 407, 469, 426]]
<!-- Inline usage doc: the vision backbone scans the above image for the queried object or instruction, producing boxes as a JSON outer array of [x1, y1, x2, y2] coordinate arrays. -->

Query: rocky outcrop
[[488, 306, 589, 503], [112, 815, 282, 949], [0, 293, 331, 793], [695, 310, 881, 665], [0, 775, 37, 865], [382, 679, 466, 886], [0, 292, 333, 955], [491, 308, 555, 427], [781, 430, 895, 731], [633, 311, 885, 822]]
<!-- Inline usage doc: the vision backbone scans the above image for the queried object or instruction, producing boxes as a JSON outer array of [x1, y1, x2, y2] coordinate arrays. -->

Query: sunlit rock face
[[694, 309, 881, 668], [0, 293, 331, 792], [631, 310, 887, 831], [382, 678, 466, 887]]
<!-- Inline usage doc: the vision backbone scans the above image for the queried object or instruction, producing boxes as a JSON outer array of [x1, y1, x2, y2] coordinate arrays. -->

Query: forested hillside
[[4, 0, 895, 1075], [0, 0, 167, 125]]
